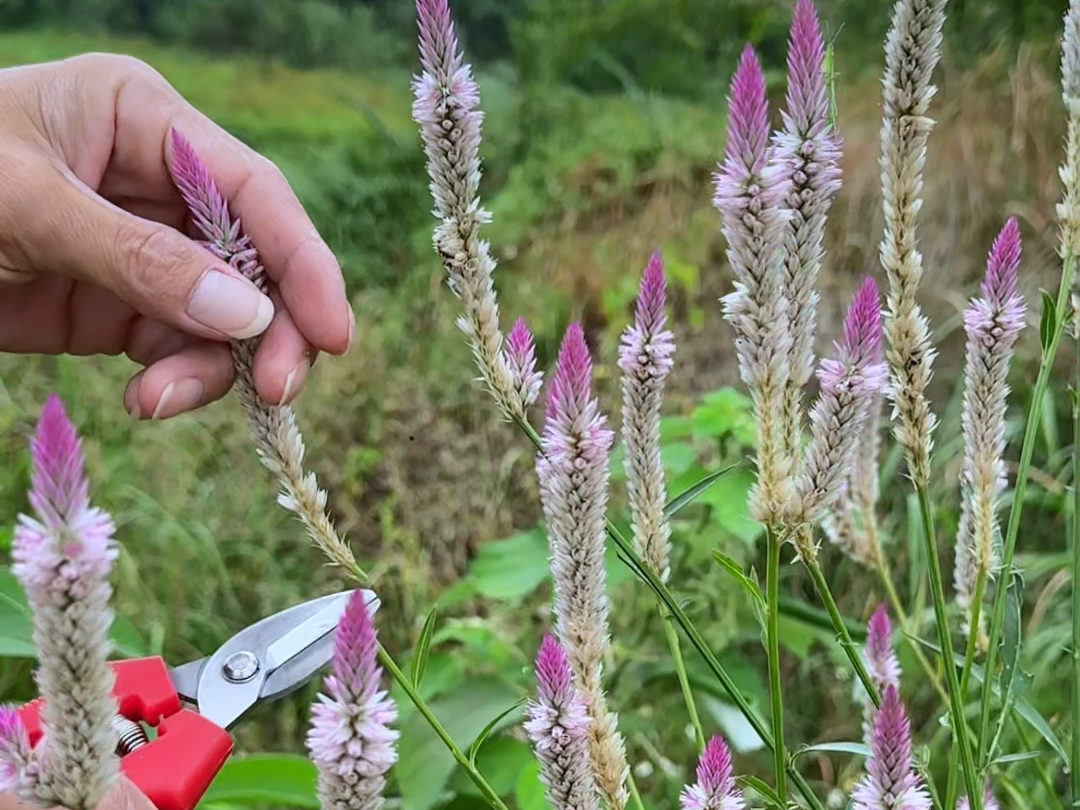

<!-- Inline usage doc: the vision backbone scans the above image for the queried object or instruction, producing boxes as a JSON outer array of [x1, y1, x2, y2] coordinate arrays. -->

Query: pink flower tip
[[680, 734, 743, 810], [507, 318, 535, 359], [789, 0, 825, 88], [636, 251, 668, 330], [29, 394, 88, 524], [983, 217, 1021, 306], [843, 277, 883, 362], [726, 45, 769, 171], [867, 604, 892, 651], [535, 634, 574, 699], [329, 591, 380, 698], [547, 323, 592, 418]]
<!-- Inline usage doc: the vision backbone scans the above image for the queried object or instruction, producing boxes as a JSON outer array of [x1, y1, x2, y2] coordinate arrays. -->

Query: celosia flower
[[715, 44, 793, 526], [506, 318, 544, 414], [537, 324, 629, 810], [0, 706, 33, 796], [5, 395, 120, 810], [957, 782, 999, 810], [524, 636, 598, 810], [791, 278, 888, 558], [954, 218, 1025, 649], [861, 605, 901, 744], [773, 0, 843, 461], [307, 591, 398, 810], [618, 252, 676, 581], [412, 0, 525, 421], [169, 130, 356, 574], [851, 687, 931, 810], [878, 0, 947, 490], [1060, 0, 1080, 301], [678, 735, 745, 810]]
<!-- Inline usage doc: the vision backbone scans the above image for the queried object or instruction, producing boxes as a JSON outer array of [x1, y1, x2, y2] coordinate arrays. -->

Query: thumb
[[0, 155, 274, 341]]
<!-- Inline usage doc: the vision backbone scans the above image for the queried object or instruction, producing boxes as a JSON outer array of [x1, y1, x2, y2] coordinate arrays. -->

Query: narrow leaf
[[988, 571, 1030, 762], [793, 741, 871, 760], [411, 606, 439, 688], [664, 463, 741, 518], [739, 775, 784, 809], [1039, 289, 1056, 353], [467, 698, 528, 764], [199, 754, 319, 808], [711, 550, 765, 609], [991, 750, 1043, 766]]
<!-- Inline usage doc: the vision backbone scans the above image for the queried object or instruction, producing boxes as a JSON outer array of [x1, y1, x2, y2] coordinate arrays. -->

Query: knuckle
[[117, 224, 192, 295], [64, 52, 162, 84]]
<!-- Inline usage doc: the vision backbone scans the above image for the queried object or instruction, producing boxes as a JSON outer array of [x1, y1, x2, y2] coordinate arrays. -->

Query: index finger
[[108, 60, 354, 356]]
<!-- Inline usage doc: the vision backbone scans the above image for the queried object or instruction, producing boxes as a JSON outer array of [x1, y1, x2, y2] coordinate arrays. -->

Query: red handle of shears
[[17, 657, 233, 810]]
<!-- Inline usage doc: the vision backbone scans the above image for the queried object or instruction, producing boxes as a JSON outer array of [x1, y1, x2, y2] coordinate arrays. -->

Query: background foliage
[[0, 0, 1077, 807]]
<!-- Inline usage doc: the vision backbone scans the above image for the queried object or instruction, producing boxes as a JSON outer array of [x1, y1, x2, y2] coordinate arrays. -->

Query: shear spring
[[112, 715, 150, 756]]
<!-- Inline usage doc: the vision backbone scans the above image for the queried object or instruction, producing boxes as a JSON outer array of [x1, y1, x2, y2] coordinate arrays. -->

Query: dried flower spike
[[791, 278, 888, 560], [715, 44, 793, 526], [954, 218, 1025, 649], [413, 0, 527, 421], [525, 636, 599, 810], [852, 686, 931, 810], [774, 0, 843, 462], [5, 395, 120, 809], [618, 252, 676, 581], [169, 130, 356, 574], [537, 324, 629, 810], [307, 591, 398, 810], [679, 736, 745, 810], [1061, 0, 1080, 322], [878, 0, 948, 489]]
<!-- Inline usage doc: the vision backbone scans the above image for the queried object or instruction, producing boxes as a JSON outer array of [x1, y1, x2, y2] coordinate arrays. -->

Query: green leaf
[[664, 463, 740, 518], [461, 529, 549, 602], [988, 571, 1030, 762], [397, 677, 521, 810], [793, 741, 871, 760], [991, 750, 1043, 766], [197, 754, 318, 808], [467, 698, 528, 763], [1039, 289, 1057, 353], [691, 388, 755, 446], [710, 550, 765, 609], [740, 775, 784, 809], [450, 737, 535, 798], [696, 466, 761, 545], [411, 606, 439, 688], [515, 760, 546, 810]]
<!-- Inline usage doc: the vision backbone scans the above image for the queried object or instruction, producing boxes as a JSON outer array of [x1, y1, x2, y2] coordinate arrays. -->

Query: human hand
[[0, 53, 354, 418], [0, 777, 156, 810]]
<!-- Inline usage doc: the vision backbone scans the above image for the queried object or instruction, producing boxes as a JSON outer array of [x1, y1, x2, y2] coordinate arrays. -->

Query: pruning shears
[[18, 589, 379, 810]]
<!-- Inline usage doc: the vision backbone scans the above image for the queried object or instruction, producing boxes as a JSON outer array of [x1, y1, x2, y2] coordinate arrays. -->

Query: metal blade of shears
[[168, 589, 379, 730]]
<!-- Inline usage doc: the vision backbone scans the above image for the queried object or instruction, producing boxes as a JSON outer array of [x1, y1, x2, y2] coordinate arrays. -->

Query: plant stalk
[[1072, 331, 1080, 805], [378, 645, 511, 810], [660, 605, 706, 751], [977, 253, 1075, 764], [915, 487, 982, 810], [805, 556, 880, 707], [766, 527, 787, 803]]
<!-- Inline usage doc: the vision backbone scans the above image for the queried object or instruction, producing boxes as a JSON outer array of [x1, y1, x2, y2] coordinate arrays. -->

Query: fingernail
[[124, 378, 142, 420], [345, 304, 356, 353], [279, 357, 310, 406], [187, 269, 275, 339], [152, 378, 205, 419]]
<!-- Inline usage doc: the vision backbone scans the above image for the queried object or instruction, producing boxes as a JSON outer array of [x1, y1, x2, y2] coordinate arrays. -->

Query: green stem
[[805, 557, 879, 707], [915, 488, 982, 810], [1011, 715, 1063, 810], [626, 769, 646, 810], [378, 645, 511, 810], [1072, 332, 1080, 805], [660, 604, 706, 752], [512, 416, 827, 810], [959, 572, 987, 700], [766, 527, 787, 803], [978, 253, 1075, 763]]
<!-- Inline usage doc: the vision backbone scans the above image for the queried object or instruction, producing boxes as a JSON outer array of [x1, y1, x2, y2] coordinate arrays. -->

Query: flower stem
[[915, 487, 982, 810], [378, 645, 511, 810], [626, 769, 646, 810], [804, 557, 879, 707], [1071, 331, 1080, 806], [765, 526, 787, 803], [977, 253, 1075, 765], [660, 605, 706, 751]]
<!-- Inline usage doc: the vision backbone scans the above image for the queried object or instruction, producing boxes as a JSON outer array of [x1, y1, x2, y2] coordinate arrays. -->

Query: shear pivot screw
[[222, 651, 260, 683]]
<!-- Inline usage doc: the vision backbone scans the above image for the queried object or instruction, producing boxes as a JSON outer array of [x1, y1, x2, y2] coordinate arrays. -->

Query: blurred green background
[[0, 0, 1076, 807]]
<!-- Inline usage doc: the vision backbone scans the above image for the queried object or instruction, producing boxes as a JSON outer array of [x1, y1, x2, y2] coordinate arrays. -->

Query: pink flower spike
[[679, 735, 745, 810], [840, 278, 885, 370], [307, 592, 398, 810], [11, 396, 119, 810], [525, 637, 597, 810], [720, 46, 771, 188], [169, 129, 235, 249], [546, 323, 594, 423], [982, 217, 1021, 308], [865, 605, 901, 694], [852, 687, 931, 810], [505, 318, 543, 411]]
